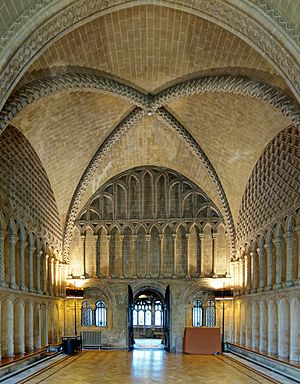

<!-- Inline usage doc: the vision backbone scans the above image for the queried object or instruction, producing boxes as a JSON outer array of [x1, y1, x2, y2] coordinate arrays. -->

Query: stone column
[[132, 234, 138, 278], [159, 234, 164, 278], [54, 260, 59, 296], [19, 233, 25, 291], [48, 257, 54, 296], [90, 235, 98, 277], [60, 263, 67, 295], [274, 237, 282, 289], [266, 237, 273, 290], [231, 261, 237, 287], [284, 231, 293, 287], [246, 252, 251, 293], [9, 233, 17, 289], [239, 259, 244, 289], [95, 233, 101, 278], [0, 230, 6, 287], [186, 233, 191, 278], [119, 235, 125, 278], [249, 252, 254, 292], [295, 226, 300, 285], [242, 256, 247, 294], [212, 233, 218, 276], [145, 234, 151, 278], [172, 233, 177, 278], [199, 233, 204, 277], [36, 246, 41, 294], [43, 253, 48, 295], [80, 235, 86, 277], [107, 235, 112, 278], [258, 241, 265, 292], [252, 249, 258, 293], [28, 242, 34, 292]]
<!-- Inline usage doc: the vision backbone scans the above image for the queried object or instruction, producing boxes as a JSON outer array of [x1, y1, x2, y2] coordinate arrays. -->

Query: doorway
[[128, 286, 170, 351]]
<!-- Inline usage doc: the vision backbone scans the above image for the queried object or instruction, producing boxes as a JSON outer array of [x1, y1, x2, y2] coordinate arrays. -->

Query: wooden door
[[128, 285, 134, 351], [163, 285, 170, 352]]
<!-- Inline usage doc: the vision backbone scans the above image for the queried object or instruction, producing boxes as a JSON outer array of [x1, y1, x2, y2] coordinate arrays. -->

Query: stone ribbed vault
[[1, 72, 300, 260]]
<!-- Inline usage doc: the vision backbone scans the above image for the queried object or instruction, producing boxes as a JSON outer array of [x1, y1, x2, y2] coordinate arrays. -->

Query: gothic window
[[95, 300, 107, 327], [154, 301, 162, 326], [134, 297, 163, 327], [192, 300, 203, 327], [81, 301, 93, 327], [205, 299, 216, 327], [138, 302, 145, 326], [133, 307, 138, 326]]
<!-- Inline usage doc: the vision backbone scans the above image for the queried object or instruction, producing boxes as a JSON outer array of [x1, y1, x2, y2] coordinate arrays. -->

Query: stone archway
[[133, 287, 165, 349]]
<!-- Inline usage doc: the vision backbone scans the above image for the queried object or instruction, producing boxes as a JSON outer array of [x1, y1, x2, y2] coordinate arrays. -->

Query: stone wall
[[0, 291, 64, 359], [230, 126, 300, 362], [0, 125, 62, 244], [64, 279, 219, 352], [69, 166, 229, 280], [230, 289, 300, 361], [0, 125, 65, 359]]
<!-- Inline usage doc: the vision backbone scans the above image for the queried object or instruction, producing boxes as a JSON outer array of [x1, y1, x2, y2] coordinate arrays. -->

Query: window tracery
[[192, 300, 203, 327], [80, 300, 107, 327]]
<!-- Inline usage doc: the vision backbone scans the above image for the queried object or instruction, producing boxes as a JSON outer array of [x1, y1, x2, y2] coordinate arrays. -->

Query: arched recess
[[176, 225, 187, 277], [53, 304, 60, 342], [251, 301, 259, 350], [136, 226, 147, 278], [150, 226, 160, 278], [239, 302, 246, 345], [290, 296, 300, 361], [259, 301, 268, 353], [48, 303, 54, 345], [268, 300, 278, 355], [83, 285, 115, 329], [123, 226, 133, 278], [34, 303, 41, 350], [278, 297, 290, 358], [1, 298, 14, 358], [40, 303, 48, 347], [163, 225, 173, 278], [110, 226, 121, 278], [99, 226, 109, 277], [234, 300, 240, 344], [24, 301, 34, 352], [14, 299, 24, 355], [245, 301, 252, 349]]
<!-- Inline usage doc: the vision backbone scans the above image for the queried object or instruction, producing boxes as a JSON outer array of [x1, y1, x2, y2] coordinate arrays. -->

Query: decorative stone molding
[[1, 72, 300, 262], [1, 0, 300, 111], [2, 73, 299, 137], [63, 108, 145, 260], [0, 126, 62, 244], [249, 0, 300, 45], [77, 166, 222, 223], [237, 125, 300, 242], [0, 73, 145, 135], [153, 76, 300, 128], [156, 108, 235, 256]]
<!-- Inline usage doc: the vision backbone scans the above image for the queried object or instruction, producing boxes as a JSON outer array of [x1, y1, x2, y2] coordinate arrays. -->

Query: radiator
[[81, 330, 102, 348]]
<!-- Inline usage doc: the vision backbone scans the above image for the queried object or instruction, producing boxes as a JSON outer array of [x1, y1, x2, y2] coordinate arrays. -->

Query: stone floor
[[2, 350, 296, 384], [134, 338, 164, 349]]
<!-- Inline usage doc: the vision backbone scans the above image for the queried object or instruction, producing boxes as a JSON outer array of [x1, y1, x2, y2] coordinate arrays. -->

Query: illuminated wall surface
[[0, 0, 299, 362]]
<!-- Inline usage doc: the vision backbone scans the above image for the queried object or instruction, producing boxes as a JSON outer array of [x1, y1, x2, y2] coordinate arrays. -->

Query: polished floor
[[134, 338, 164, 349], [2, 350, 295, 384]]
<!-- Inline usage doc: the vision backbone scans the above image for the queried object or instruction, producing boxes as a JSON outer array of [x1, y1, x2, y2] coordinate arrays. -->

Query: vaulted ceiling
[[1, 1, 299, 258]]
